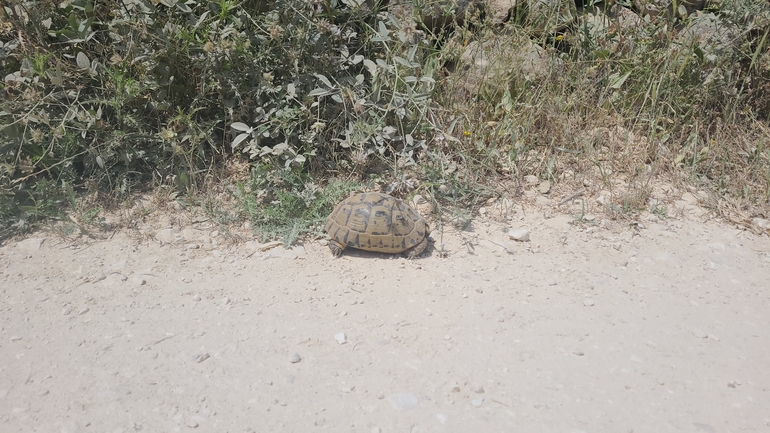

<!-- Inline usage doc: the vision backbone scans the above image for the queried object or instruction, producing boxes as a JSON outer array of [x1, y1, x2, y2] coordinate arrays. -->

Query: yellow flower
[[556, 35, 563, 41], [463, 130, 471, 137]]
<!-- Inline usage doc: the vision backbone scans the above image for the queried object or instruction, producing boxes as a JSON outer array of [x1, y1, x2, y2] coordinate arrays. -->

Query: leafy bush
[[1, 0, 438, 239]]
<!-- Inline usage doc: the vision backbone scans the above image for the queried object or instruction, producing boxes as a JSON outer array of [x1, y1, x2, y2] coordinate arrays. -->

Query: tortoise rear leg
[[406, 237, 429, 259], [328, 240, 346, 257]]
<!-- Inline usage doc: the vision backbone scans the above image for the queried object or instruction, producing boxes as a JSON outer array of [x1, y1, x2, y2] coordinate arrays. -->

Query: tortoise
[[325, 192, 430, 258]]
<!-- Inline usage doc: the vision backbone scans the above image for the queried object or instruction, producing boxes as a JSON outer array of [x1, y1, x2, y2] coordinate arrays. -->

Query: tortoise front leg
[[328, 240, 346, 257]]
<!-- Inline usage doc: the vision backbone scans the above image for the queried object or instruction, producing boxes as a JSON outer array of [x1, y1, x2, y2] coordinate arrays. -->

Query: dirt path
[[1, 203, 769, 432]]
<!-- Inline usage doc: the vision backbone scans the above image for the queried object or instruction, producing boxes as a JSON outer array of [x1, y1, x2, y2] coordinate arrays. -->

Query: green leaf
[[608, 71, 631, 90], [76, 52, 90, 69], [232, 133, 251, 148], [231, 122, 252, 132]]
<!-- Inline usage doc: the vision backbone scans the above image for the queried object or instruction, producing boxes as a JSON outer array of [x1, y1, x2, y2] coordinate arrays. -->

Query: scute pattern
[[325, 192, 430, 257]]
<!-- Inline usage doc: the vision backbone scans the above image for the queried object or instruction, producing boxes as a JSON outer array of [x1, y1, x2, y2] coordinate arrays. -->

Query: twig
[[558, 189, 585, 207]]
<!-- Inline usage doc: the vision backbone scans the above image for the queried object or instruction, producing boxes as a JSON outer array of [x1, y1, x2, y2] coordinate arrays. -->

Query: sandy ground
[[1, 197, 770, 433]]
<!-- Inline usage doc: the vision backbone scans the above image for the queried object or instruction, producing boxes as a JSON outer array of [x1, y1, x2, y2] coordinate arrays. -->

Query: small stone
[[612, 243, 622, 251], [78, 307, 90, 315], [389, 392, 418, 410], [462, 293, 469, 298], [444, 335, 452, 341], [334, 333, 347, 345], [210, 230, 220, 238], [193, 294, 201, 301], [185, 420, 199, 428], [524, 175, 538, 185], [508, 228, 530, 242], [290, 353, 302, 363], [583, 214, 596, 222], [186, 243, 200, 250], [572, 350, 585, 356], [548, 280, 557, 286], [472, 385, 485, 394], [752, 218, 770, 231], [538, 181, 551, 194], [17, 238, 45, 251], [155, 228, 178, 244], [475, 288, 483, 294], [222, 297, 231, 305], [471, 398, 484, 407], [319, 239, 329, 246], [436, 413, 447, 424], [133, 277, 146, 286], [195, 353, 210, 363], [583, 299, 595, 306], [10, 336, 22, 342]]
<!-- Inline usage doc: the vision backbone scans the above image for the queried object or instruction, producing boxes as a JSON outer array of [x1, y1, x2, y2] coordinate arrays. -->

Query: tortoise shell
[[325, 192, 429, 258]]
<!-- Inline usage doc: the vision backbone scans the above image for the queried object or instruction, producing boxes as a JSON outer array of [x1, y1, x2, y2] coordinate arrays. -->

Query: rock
[[133, 276, 147, 286], [471, 398, 484, 407], [17, 238, 45, 251], [752, 218, 770, 231], [677, 12, 740, 59], [583, 299, 595, 306], [508, 228, 530, 242], [78, 306, 90, 315], [334, 333, 347, 345], [193, 294, 201, 301], [155, 228, 179, 244], [525, 175, 539, 185], [583, 214, 596, 222], [389, 392, 418, 410], [538, 181, 551, 194], [488, 0, 516, 25], [457, 37, 562, 100], [634, 0, 705, 17], [548, 280, 557, 286], [10, 336, 22, 342], [472, 385, 485, 394], [262, 246, 306, 260], [290, 353, 302, 363]]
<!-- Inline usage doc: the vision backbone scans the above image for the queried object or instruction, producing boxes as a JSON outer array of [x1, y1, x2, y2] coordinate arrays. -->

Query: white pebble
[[508, 229, 530, 242], [10, 336, 22, 342], [389, 392, 418, 410], [583, 299, 595, 306], [193, 295, 201, 301], [290, 353, 302, 363], [78, 307, 90, 315], [471, 398, 484, 407], [334, 333, 347, 345]]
